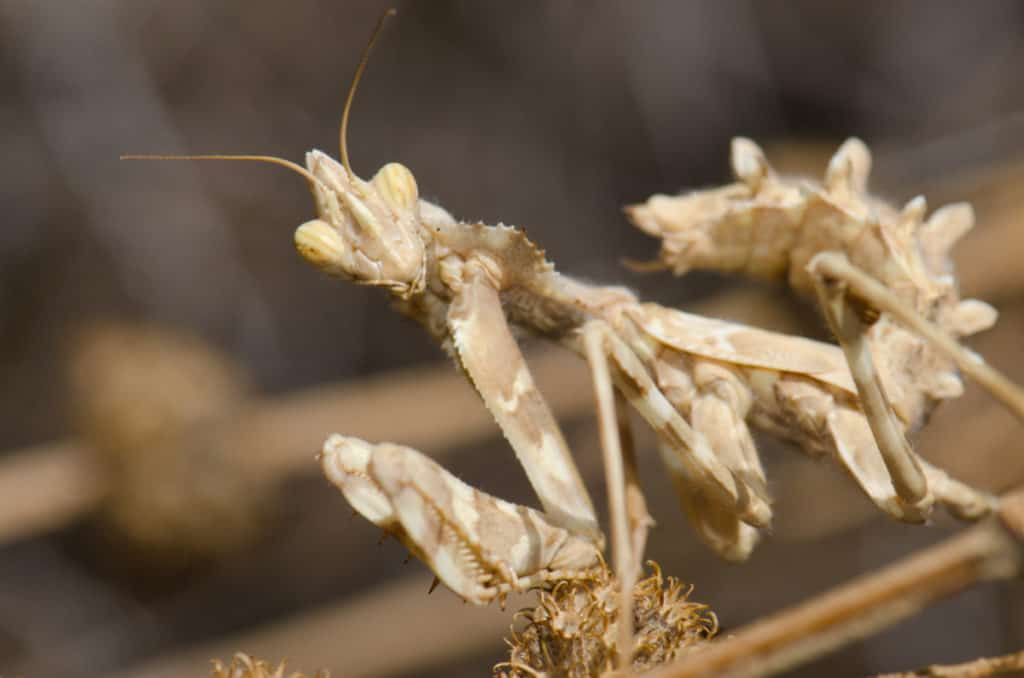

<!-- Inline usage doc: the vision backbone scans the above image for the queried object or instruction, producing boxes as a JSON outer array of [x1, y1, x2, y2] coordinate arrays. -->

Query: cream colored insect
[[628, 138, 1023, 517], [133, 130, 996, 560], [124, 17, 996, 665], [293, 140, 994, 569]]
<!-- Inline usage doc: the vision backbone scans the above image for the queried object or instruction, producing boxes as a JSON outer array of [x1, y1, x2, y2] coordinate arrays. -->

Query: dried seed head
[[495, 561, 716, 677], [69, 322, 276, 565], [210, 652, 329, 678]]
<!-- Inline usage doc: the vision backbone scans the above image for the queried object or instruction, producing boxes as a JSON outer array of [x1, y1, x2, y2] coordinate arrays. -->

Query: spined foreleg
[[320, 435, 602, 605]]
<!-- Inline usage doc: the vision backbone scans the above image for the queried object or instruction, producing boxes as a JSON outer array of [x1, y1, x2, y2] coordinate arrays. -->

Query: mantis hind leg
[[810, 260, 931, 509], [809, 251, 1024, 422]]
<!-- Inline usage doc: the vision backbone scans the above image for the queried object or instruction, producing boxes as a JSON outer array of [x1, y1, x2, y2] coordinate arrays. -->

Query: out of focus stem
[[649, 488, 1024, 678]]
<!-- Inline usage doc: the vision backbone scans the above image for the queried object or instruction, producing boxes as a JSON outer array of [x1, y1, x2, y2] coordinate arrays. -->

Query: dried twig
[[210, 652, 329, 678], [111, 574, 529, 678], [645, 489, 1024, 678], [0, 348, 593, 546], [0, 441, 105, 543], [875, 649, 1024, 678]]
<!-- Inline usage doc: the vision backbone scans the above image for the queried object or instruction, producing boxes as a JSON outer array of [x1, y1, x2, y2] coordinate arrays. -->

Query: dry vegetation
[[210, 653, 328, 678]]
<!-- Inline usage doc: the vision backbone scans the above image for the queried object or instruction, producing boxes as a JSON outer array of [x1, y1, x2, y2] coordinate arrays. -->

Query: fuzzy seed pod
[[495, 562, 717, 677]]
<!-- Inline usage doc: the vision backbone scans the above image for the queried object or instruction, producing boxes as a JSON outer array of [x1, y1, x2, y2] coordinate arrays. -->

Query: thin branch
[[0, 441, 105, 542], [646, 489, 1024, 678], [875, 648, 1024, 678], [0, 348, 593, 546], [109, 573, 529, 678]]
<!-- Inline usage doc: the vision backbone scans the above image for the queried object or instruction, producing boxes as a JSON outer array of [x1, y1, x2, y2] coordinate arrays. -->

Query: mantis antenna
[[340, 8, 397, 179], [122, 9, 397, 189], [119, 154, 324, 188]]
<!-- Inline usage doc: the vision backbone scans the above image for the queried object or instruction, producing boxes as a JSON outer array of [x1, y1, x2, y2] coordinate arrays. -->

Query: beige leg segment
[[582, 321, 636, 667], [810, 251, 1024, 422], [691, 361, 769, 501], [448, 269, 601, 543], [572, 321, 768, 561], [615, 391, 653, 564], [810, 267, 929, 508]]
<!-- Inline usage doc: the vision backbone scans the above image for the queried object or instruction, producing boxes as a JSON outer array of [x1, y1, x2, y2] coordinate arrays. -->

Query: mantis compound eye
[[294, 219, 348, 275], [372, 162, 419, 211]]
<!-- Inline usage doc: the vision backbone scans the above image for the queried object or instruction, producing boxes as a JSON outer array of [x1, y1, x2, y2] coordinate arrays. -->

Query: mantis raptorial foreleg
[[446, 263, 602, 544], [319, 435, 602, 605]]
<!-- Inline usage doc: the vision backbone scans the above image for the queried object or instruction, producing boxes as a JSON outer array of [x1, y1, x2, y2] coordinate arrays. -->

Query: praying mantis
[[123, 12, 1004, 669]]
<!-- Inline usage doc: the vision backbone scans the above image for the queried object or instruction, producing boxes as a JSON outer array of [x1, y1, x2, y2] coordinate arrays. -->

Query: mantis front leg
[[320, 435, 601, 605], [447, 262, 602, 545]]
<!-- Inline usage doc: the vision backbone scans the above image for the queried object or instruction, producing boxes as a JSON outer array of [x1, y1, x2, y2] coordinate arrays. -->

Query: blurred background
[[1, 1, 1023, 676]]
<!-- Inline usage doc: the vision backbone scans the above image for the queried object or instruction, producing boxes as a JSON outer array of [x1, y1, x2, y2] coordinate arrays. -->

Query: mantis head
[[124, 10, 431, 298], [295, 152, 427, 298], [293, 8, 427, 298]]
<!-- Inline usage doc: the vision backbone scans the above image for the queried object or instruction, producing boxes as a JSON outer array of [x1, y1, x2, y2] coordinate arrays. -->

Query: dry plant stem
[[583, 322, 635, 669], [810, 252, 1024, 422], [0, 349, 593, 546], [0, 441, 104, 542], [875, 649, 1024, 678], [111, 574, 527, 678], [646, 490, 1024, 678]]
